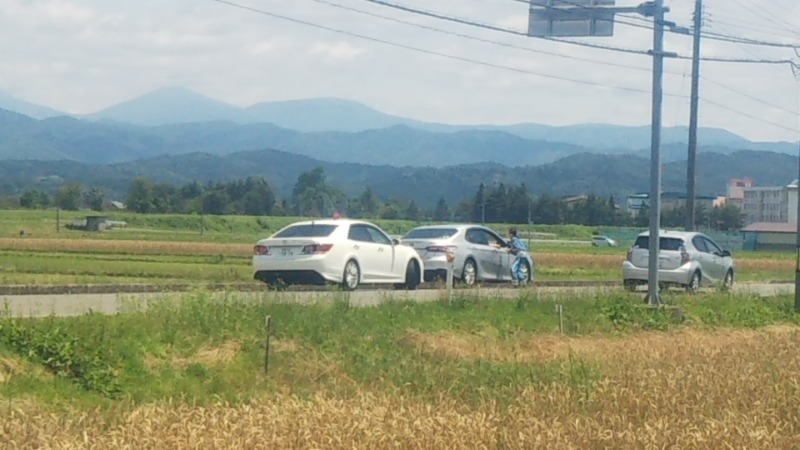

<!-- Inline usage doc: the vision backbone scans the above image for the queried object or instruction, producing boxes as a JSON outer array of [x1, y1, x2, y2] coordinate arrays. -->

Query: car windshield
[[274, 224, 338, 238], [634, 236, 685, 251], [403, 228, 458, 239]]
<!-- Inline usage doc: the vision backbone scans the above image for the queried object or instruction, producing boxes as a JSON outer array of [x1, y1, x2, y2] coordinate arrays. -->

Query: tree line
[[13, 167, 746, 230]]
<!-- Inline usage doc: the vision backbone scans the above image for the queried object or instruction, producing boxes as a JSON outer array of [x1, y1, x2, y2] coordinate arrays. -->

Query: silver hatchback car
[[400, 224, 535, 286], [622, 230, 735, 293]]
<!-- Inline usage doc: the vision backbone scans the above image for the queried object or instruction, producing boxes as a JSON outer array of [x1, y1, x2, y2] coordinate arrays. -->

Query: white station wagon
[[253, 219, 424, 291]]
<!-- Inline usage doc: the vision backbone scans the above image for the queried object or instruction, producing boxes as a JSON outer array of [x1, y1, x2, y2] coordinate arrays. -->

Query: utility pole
[[527, 0, 671, 305], [646, 0, 667, 306], [795, 154, 800, 311], [795, 88, 800, 312], [685, 0, 702, 231]]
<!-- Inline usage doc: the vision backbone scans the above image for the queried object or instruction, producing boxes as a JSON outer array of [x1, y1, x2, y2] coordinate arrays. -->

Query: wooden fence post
[[264, 315, 272, 375]]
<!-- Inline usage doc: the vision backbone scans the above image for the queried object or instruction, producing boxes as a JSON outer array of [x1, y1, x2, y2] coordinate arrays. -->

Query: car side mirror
[[721, 250, 731, 257], [392, 238, 400, 245]]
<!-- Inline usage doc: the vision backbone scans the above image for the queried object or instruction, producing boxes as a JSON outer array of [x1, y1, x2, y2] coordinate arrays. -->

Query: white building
[[789, 180, 798, 224], [741, 181, 796, 224]]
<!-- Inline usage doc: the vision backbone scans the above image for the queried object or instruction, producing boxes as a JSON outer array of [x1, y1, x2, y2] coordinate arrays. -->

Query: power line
[[311, 0, 668, 74], [322, 0, 798, 121], [702, 76, 799, 117], [357, 0, 653, 56], [206, 0, 680, 96], [208, 0, 799, 135], [698, 29, 800, 49], [509, 0, 800, 49], [702, 98, 797, 133], [705, 12, 800, 42], [726, 0, 800, 39], [358, 0, 799, 67]]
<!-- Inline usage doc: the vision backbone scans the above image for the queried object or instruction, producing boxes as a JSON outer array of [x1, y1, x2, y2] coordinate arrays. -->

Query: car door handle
[[378, 248, 384, 252], [353, 245, 360, 250]]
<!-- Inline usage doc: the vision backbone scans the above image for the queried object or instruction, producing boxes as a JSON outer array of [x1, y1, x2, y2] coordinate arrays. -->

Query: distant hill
[[0, 91, 67, 120], [0, 110, 591, 167], [1, 149, 795, 208], [86, 87, 245, 125], [1, 108, 793, 167], [50, 87, 792, 152]]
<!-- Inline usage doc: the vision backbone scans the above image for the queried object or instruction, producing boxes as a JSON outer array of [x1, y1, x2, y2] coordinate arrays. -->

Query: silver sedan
[[400, 224, 535, 286]]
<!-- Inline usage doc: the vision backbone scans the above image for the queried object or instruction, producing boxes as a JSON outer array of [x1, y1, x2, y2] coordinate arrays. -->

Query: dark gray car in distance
[[400, 224, 534, 286]]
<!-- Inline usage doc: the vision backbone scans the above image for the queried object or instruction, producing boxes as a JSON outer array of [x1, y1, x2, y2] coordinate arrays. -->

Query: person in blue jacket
[[507, 228, 529, 285]]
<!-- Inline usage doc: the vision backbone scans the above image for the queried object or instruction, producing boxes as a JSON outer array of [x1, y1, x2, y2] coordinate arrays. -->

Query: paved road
[[0, 283, 793, 318]]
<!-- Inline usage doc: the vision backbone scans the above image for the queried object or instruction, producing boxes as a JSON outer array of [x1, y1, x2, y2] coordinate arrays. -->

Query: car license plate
[[280, 247, 295, 256]]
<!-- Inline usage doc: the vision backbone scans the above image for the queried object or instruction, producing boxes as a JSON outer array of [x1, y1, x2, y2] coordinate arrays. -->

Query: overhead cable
[[311, 0, 669, 74], [207, 0, 684, 96], [359, 0, 798, 68]]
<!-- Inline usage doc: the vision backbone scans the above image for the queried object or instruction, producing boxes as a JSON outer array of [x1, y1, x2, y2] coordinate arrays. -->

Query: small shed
[[85, 215, 108, 232], [741, 222, 797, 251]]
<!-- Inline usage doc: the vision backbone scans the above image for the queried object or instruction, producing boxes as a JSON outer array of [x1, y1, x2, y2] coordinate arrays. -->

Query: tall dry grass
[[2, 326, 800, 449]]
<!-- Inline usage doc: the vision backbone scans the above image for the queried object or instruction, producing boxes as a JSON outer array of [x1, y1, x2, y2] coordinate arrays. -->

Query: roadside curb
[[0, 280, 620, 296], [0, 280, 788, 296]]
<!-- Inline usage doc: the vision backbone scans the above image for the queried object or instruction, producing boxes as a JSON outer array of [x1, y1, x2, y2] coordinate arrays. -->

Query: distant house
[[110, 201, 126, 210], [740, 179, 799, 225], [727, 178, 754, 209], [741, 222, 797, 251], [562, 195, 588, 206]]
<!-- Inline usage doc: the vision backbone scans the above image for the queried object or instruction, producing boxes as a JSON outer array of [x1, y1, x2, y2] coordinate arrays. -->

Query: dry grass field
[[3, 325, 800, 449], [0, 237, 253, 256], [0, 238, 789, 266]]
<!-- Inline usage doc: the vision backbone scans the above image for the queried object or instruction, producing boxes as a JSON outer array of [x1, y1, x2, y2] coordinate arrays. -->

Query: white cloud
[[310, 41, 365, 61], [0, 0, 797, 142]]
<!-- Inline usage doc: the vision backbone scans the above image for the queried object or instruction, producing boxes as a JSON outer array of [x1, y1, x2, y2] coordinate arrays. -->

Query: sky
[[1, 0, 799, 142]]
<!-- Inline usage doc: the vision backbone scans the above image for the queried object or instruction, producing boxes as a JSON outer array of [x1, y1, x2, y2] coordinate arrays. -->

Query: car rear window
[[403, 228, 458, 239], [274, 224, 338, 238], [634, 236, 685, 251]]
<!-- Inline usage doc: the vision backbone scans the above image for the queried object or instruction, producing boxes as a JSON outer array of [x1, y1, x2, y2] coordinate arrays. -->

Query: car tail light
[[302, 243, 334, 254], [254, 244, 270, 255], [626, 248, 633, 262], [681, 248, 691, 265], [426, 245, 456, 253]]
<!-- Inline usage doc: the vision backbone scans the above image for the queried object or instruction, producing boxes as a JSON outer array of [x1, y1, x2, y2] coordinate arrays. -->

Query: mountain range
[[0, 148, 795, 208], [1, 87, 795, 155], [0, 86, 797, 206]]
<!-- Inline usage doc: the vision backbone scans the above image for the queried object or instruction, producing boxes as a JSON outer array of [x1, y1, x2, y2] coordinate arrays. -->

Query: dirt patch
[[147, 340, 244, 369], [404, 325, 800, 364], [271, 339, 299, 353]]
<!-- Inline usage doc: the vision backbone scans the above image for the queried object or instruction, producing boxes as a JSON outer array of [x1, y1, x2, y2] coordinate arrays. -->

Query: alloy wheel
[[462, 259, 477, 286], [342, 260, 360, 291]]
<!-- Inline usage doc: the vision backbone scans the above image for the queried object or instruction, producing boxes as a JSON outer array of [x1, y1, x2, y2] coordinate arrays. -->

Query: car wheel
[[623, 280, 637, 292], [403, 260, 420, 291], [721, 270, 734, 291], [461, 258, 477, 286], [342, 260, 360, 291], [686, 270, 701, 294], [518, 261, 532, 284]]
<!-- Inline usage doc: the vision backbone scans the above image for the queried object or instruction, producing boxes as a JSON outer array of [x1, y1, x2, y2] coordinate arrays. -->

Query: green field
[[0, 209, 794, 286]]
